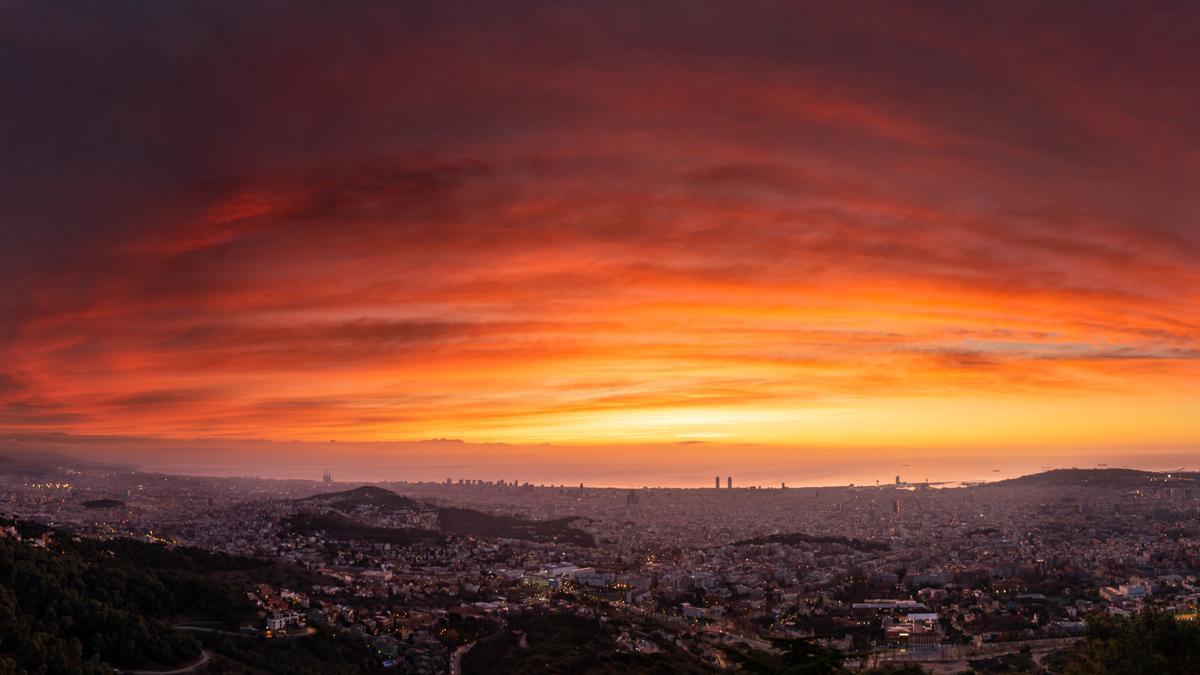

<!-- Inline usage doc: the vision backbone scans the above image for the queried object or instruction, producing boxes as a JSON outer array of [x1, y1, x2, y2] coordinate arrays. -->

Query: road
[[115, 623, 318, 674], [118, 649, 210, 675], [176, 623, 316, 640], [450, 641, 476, 675]]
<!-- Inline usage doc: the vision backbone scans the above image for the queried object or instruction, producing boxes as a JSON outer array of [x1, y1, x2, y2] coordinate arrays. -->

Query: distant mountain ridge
[[0, 448, 133, 474], [985, 468, 1200, 488]]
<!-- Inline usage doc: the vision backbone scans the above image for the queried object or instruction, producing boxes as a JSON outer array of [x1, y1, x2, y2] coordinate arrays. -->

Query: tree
[[1066, 609, 1200, 675], [772, 638, 850, 674]]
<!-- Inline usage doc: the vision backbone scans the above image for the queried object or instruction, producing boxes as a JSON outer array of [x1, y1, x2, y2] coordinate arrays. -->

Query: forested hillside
[[0, 519, 251, 673]]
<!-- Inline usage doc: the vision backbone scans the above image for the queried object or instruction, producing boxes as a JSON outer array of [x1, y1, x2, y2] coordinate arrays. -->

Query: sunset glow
[[2, 2, 1198, 482]]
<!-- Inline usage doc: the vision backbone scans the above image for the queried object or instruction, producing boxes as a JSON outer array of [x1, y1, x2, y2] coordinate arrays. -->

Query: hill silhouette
[[301, 484, 421, 511], [985, 468, 1199, 488], [294, 486, 595, 547]]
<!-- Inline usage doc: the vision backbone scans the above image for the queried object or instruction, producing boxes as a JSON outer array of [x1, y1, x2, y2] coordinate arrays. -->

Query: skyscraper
[[715, 476, 720, 489], [727, 476, 732, 489]]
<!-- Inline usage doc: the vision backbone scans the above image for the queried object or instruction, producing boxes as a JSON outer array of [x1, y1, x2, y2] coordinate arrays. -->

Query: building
[[572, 569, 616, 587], [1100, 581, 1151, 603], [266, 611, 304, 632], [715, 476, 720, 489], [521, 574, 555, 590], [727, 476, 732, 489], [681, 603, 709, 619], [851, 599, 927, 616]]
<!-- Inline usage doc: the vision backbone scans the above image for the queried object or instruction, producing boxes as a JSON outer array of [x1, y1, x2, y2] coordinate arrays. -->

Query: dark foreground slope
[[0, 519, 383, 675], [0, 519, 247, 672], [1059, 609, 1200, 675]]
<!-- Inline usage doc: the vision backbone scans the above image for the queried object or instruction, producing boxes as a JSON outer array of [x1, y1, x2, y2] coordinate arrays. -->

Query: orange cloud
[[1, 2, 1198, 471]]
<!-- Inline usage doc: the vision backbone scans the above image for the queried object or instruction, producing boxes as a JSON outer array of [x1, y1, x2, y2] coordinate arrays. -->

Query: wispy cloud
[[0, 1, 1197, 452]]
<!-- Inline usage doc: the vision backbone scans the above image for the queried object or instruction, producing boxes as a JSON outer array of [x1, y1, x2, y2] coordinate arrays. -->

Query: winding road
[[118, 649, 210, 675], [450, 641, 476, 675]]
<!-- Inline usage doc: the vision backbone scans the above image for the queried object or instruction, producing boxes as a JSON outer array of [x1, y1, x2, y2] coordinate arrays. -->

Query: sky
[[2, 1, 1198, 485]]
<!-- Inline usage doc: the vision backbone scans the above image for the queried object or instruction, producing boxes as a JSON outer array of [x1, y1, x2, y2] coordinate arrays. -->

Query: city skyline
[[4, 433, 1199, 490]]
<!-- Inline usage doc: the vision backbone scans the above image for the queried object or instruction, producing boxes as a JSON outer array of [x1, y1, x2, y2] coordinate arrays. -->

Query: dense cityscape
[[4, 453, 1200, 673]]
